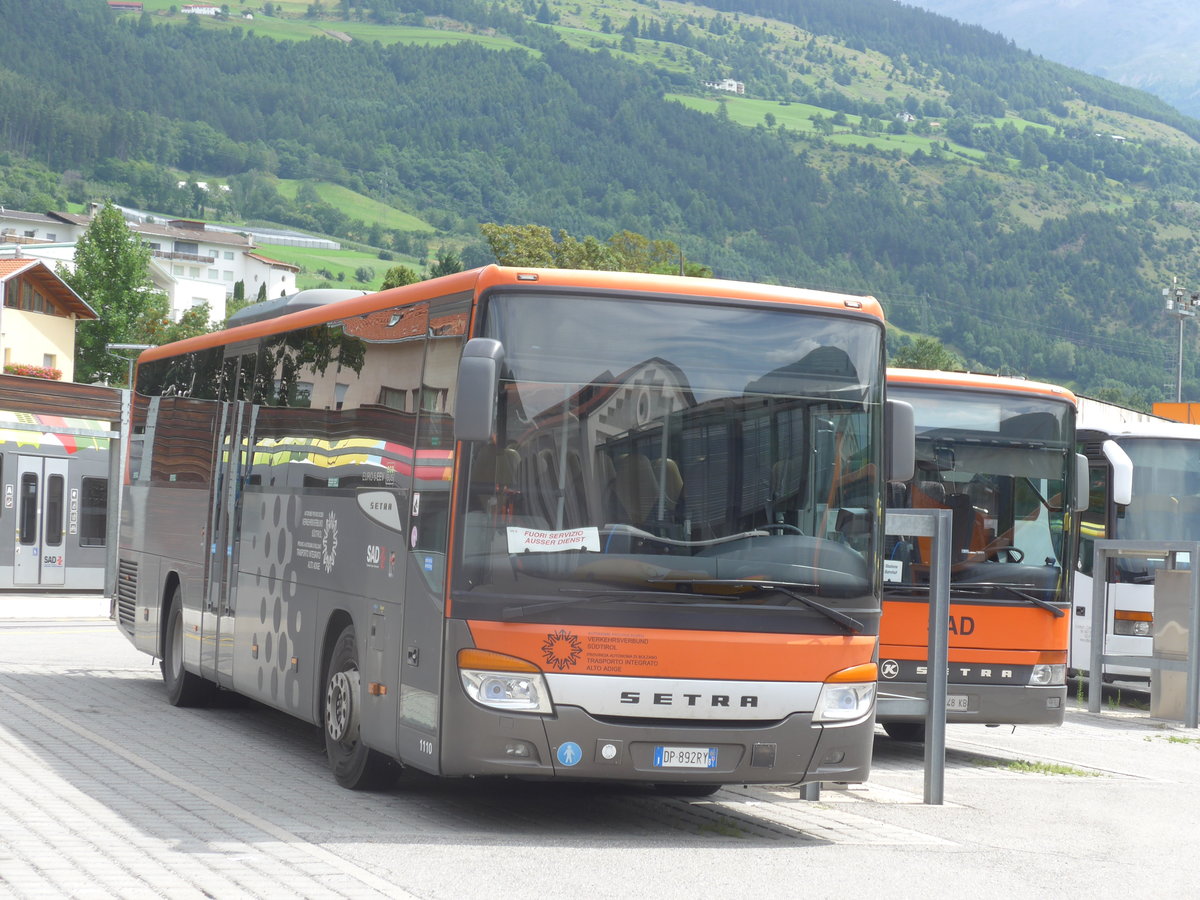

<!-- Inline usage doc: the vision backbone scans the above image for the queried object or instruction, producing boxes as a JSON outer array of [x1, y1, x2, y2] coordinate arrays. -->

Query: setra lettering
[[619, 691, 760, 708]]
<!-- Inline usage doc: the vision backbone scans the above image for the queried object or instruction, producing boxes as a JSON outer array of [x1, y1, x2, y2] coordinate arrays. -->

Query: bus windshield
[[885, 386, 1074, 603], [453, 291, 884, 634], [1109, 437, 1200, 581]]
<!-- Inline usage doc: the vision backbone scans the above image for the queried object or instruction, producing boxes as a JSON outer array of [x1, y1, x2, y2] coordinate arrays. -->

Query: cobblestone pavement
[[3, 603, 1200, 898]]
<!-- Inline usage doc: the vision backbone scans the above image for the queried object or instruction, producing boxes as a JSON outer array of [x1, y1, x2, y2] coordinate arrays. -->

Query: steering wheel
[[990, 546, 1024, 563], [760, 523, 804, 535]]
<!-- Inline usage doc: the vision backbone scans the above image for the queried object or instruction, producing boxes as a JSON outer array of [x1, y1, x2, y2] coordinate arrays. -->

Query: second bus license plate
[[654, 746, 718, 768], [946, 695, 969, 711]]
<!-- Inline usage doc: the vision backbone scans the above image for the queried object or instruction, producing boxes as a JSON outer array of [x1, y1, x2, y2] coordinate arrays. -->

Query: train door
[[14, 455, 68, 587]]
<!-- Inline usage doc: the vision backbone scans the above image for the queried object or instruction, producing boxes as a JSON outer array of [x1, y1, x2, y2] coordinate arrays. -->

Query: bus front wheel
[[161, 586, 214, 708], [323, 624, 399, 790]]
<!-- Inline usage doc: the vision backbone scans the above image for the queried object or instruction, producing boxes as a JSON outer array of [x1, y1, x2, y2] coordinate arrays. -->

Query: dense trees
[[4, 0, 1200, 397]]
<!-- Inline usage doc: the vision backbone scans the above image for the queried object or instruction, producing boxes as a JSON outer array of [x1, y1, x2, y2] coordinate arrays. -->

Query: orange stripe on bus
[[465, 620, 877, 681], [886, 367, 1077, 403], [881, 599, 1069, 651]]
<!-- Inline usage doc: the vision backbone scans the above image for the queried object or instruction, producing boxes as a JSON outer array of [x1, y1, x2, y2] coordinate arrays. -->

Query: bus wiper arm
[[648, 578, 864, 634], [953, 582, 1066, 617]]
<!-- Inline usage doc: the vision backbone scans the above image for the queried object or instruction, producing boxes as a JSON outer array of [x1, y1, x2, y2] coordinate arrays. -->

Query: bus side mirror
[[1102, 440, 1133, 506], [886, 399, 915, 483], [454, 338, 505, 443], [1074, 453, 1089, 512]]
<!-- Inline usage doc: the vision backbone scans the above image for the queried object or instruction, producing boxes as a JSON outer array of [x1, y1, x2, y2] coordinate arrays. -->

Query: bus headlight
[[814, 663, 877, 723], [458, 648, 552, 714], [1029, 664, 1066, 686], [1113, 610, 1153, 636]]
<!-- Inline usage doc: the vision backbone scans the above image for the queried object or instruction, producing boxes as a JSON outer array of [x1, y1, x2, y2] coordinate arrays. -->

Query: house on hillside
[[0, 252, 98, 382], [0, 207, 299, 324], [703, 78, 745, 94]]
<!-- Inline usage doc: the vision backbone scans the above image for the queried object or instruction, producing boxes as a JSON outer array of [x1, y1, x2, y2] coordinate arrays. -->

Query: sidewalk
[[0, 592, 111, 619]]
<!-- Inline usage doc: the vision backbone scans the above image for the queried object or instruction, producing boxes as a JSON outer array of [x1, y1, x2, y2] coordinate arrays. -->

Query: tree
[[381, 265, 420, 289], [481, 224, 710, 275], [59, 201, 173, 385], [427, 247, 464, 279], [890, 335, 964, 371]]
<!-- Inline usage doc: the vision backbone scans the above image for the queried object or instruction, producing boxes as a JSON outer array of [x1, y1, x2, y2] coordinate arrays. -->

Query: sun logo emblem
[[541, 629, 582, 671], [322, 512, 339, 573]]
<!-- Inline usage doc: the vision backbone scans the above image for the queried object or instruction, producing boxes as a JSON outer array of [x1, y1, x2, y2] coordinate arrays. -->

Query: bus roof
[[887, 368, 1077, 405], [138, 266, 884, 364], [1077, 417, 1200, 441]]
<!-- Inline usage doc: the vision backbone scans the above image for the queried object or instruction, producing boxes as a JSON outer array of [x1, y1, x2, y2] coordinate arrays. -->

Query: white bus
[[1073, 399, 1200, 679]]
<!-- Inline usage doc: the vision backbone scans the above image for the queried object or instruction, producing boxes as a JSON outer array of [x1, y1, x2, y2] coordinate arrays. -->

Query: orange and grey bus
[[115, 266, 913, 792], [878, 369, 1085, 741]]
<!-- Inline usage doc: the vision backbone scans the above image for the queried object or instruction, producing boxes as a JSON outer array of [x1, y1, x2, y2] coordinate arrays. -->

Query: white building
[[0, 207, 299, 325], [703, 78, 745, 94]]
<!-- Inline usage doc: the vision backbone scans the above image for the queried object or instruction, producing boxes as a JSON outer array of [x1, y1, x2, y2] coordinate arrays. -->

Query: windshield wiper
[[907, 581, 1066, 617], [647, 577, 866, 633], [968, 583, 1066, 617]]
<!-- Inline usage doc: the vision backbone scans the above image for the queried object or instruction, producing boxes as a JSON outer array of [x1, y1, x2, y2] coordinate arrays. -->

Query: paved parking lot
[[2, 596, 1200, 898]]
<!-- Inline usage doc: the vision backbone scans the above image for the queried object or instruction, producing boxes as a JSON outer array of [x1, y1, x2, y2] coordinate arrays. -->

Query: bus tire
[[323, 624, 399, 790], [161, 587, 214, 708], [882, 722, 926, 743]]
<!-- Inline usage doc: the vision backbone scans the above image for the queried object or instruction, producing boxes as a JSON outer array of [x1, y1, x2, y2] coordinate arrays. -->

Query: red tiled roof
[[246, 252, 299, 270], [0, 258, 98, 319]]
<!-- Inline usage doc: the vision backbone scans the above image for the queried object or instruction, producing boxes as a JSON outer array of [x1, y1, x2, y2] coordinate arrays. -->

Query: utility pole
[[1163, 279, 1200, 402]]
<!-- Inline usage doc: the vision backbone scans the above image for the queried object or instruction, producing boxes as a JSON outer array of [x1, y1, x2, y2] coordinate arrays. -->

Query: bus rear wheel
[[160, 586, 214, 708], [882, 722, 926, 743], [323, 624, 399, 790]]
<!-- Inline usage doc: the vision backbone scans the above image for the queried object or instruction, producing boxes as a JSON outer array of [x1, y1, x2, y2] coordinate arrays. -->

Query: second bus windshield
[[454, 290, 884, 634], [885, 386, 1074, 602]]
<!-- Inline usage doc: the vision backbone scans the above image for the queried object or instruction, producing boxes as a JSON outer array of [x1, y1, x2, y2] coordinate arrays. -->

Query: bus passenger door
[[14, 456, 68, 587], [203, 350, 257, 685]]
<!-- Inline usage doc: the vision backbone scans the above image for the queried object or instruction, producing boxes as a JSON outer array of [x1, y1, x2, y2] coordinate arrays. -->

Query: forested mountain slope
[[3, 0, 1200, 404], [904, 1, 1200, 120]]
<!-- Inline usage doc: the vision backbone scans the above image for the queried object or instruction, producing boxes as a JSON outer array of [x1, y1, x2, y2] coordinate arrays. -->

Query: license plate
[[946, 694, 969, 711], [653, 746, 718, 768]]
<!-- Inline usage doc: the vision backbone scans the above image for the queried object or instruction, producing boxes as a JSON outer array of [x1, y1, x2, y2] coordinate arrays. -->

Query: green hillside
[[7, 0, 1200, 404]]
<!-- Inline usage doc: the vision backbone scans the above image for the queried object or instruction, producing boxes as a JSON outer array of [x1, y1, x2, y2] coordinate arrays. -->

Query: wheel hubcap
[[326, 668, 360, 743]]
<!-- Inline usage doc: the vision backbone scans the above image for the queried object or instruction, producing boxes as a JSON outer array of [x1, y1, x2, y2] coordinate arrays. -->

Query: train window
[[19, 473, 38, 545], [79, 478, 108, 547], [45, 474, 64, 547]]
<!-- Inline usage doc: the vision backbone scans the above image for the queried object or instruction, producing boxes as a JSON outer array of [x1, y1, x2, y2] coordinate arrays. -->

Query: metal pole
[[1179, 317, 1185, 403], [1188, 542, 1200, 729], [923, 508, 951, 806], [1088, 544, 1106, 714]]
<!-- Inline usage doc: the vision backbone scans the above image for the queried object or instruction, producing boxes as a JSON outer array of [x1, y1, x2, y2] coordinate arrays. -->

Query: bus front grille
[[116, 559, 138, 628]]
